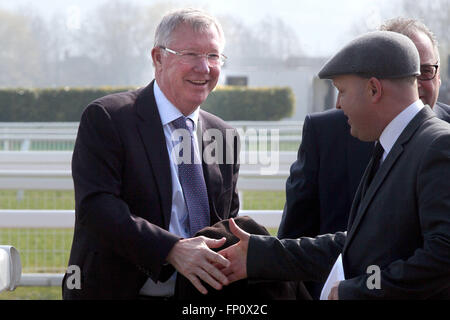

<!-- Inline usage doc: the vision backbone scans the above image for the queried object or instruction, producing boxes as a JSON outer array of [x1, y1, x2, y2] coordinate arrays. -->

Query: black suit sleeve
[[278, 115, 320, 238], [248, 232, 346, 282], [72, 103, 180, 282]]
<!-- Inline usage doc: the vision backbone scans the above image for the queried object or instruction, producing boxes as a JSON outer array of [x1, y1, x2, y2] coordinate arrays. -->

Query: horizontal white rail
[[0, 134, 300, 141], [0, 121, 302, 129], [0, 209, 282, 229], [0, 122, 79, 128], [241, 210, 283, 228], [0, 121, 303, 153], [0, 134, 77, 140], [0, 150, 296, 190], [0, 151, 73, 170], [0, 170, 290, 191], [0, 170, 74, 190], [0, 150, 296, 170], [0, 122, 302, 142], [19, 273, 64, 287], [0, 210, 75, 228]]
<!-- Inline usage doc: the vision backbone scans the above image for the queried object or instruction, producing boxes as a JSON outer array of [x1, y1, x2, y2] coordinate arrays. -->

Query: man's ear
[[367, 77, 382, 103], [151, 47, 162, 69]]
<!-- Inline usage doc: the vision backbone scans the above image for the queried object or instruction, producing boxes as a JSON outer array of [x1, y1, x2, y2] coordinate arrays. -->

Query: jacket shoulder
[[88, 88, 143, 111], [199, 109, 235, 130], [305, 108, 349, 139], [413, 112, 450, 148], [434, 101, 450, 122], [309, 108, 346, 120], [307, 108, 347, 127]]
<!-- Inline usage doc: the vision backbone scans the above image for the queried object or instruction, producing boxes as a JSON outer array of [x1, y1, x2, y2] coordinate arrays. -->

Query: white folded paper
[[320, 253, 345, 300]]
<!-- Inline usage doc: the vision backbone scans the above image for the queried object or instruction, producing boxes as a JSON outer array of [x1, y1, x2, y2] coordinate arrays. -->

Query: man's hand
[[166, 236, 229, 295], [217, 218, 250, 283], [328, 281, 340, 300]]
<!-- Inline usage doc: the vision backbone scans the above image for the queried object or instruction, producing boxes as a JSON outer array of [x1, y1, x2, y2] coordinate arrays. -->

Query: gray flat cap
[[318, 31, 420, 79]]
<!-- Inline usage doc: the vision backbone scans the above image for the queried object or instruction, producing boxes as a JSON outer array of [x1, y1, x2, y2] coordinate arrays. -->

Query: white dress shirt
[[320, 99, 425, 299], [378, 99, 424, 162], [139, 80, 202, 297]]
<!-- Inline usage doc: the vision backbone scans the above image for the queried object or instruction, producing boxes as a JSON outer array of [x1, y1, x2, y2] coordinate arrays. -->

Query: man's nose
[[335, 97, 341, 109], [193, 56, 210, 73]]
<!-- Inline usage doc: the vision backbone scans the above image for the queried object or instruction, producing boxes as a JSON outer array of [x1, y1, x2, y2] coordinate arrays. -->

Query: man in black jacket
[[277, 18, 450, 299], [219, 30, 450, 300]]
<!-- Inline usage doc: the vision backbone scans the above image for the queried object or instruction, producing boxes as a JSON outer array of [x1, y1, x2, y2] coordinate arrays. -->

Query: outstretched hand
[[217, 218, 251, 283], [167, 236, 230, 295]]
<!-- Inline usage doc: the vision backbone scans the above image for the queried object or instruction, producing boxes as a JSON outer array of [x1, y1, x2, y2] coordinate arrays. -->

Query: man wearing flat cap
[[277, 18, 450, 300], [217, 31, 450, 299]]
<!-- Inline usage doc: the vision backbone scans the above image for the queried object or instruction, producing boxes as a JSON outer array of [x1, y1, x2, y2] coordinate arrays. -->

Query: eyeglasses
[[418, 63, 439, 81], [159, 46, 227, 67]]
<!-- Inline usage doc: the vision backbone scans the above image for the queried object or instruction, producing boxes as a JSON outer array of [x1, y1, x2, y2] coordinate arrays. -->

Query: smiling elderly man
[[63, 8, 240, 300]]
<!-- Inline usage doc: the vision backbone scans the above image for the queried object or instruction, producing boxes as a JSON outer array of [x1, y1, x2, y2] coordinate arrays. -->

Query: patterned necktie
[[362, 141, 384, 198], [171, 116, 210, 236]]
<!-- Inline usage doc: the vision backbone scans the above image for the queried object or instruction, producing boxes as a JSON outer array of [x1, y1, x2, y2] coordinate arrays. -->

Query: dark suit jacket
[[278, 109, 373, 239], [249, 106, 450, 299], [63, 81, 240, 299], [278, 102, 450, 298]]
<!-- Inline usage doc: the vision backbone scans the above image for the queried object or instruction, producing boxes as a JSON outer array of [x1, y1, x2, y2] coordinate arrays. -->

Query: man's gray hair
[[154, 8, 225, 50], [379, 17, 440, 63]]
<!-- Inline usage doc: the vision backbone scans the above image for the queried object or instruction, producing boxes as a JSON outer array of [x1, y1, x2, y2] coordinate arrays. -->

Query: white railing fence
[[0, 121, 302, 152], [0, 150, 296, 191], [0, 121, 302, 287], [1, 209, 282, 287]]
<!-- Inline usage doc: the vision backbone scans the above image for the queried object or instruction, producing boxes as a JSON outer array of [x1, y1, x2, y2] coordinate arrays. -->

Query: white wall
[[221, 64, 324, 121]]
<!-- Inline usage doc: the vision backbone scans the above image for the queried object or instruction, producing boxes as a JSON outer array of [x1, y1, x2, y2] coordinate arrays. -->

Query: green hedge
[[0, 86, 294, 121], [203, 86, 294, 121]]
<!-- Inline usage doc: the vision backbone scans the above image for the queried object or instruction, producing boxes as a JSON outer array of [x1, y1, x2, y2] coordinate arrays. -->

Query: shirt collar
[[153, 80, 200, 130], [379, 99, 424, 160]]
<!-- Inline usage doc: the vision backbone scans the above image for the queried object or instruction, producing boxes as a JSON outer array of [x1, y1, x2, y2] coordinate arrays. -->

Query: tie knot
[[172, 116, 194, 134]]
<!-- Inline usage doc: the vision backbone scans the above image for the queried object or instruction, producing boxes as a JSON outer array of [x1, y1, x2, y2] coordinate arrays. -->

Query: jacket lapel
[[344, 106, 436, 252], [197, 112, 223, 218], [346, 132, 373, 202], [135, 81, 172, 229], [346, 144, 403, 242]]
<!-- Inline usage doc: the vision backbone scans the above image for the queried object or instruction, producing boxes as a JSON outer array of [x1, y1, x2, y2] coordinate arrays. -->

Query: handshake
[[166, 218, 256, 295], [167, 217, 341, 300]]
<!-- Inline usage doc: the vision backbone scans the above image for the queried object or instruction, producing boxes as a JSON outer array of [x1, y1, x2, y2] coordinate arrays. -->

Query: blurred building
[[220, 55, 336, 120]]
